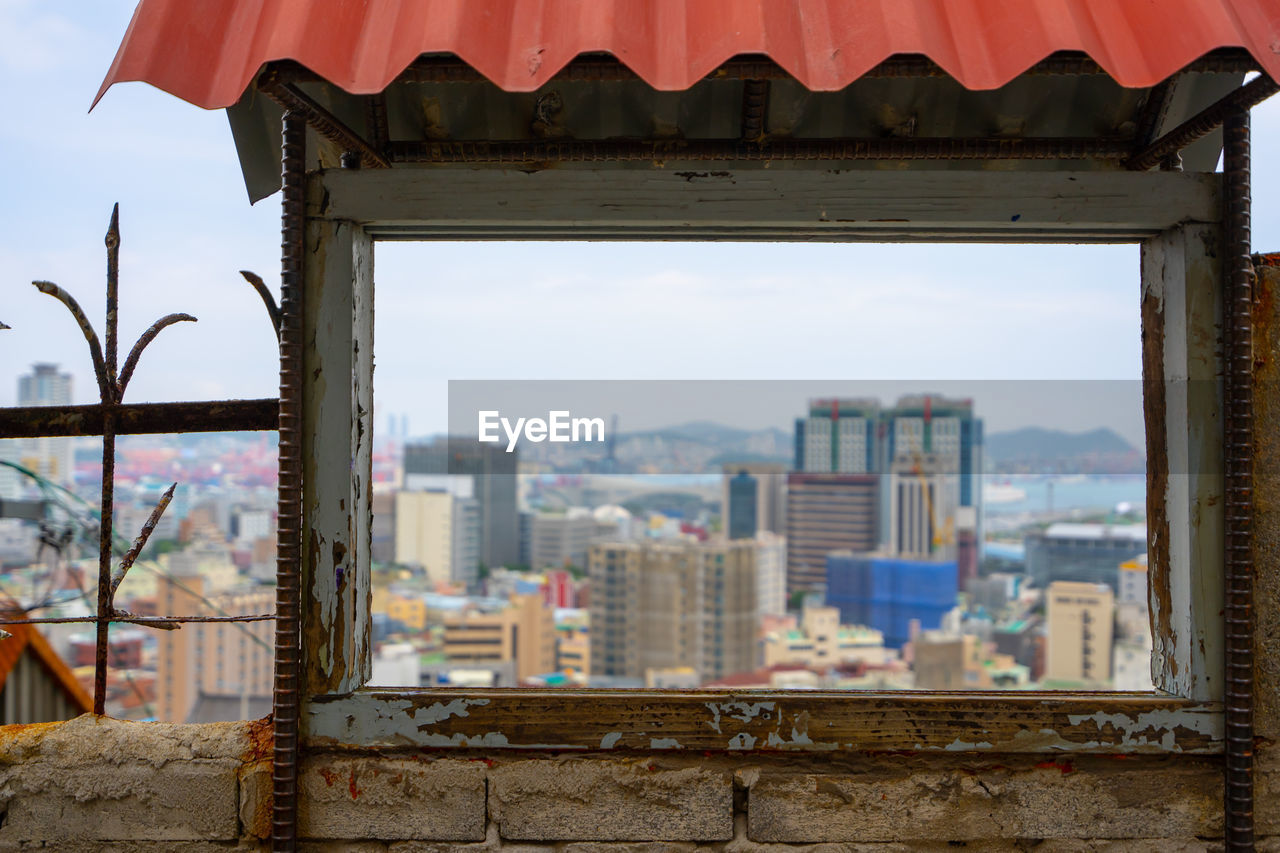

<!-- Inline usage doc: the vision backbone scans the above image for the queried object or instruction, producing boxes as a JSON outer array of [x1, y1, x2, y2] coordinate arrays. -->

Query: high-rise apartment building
[[753, 531, 787, 618], [1045, 580, 1114, 685], [794, 398, 880, 474], [888, 452, 957, 560], [785, 473, 878, 593], [403, 437, 519, 569], [156, 574, 274, 723], [720, 462, 786, 535], [528, 512, 597, 570], [17, 364, 74, 487], [726, 470, 758, 540], [793, 395, 984, 554], [588, 539, 756, 684], [394, 490, 480, 588], [881, 396, 982, 539]]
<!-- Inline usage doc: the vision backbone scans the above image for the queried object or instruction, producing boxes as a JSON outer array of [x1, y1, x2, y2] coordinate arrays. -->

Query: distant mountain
[[986, 427, 1143, 474], [626, 421, 790, 446], [517, 420, 793, 474]]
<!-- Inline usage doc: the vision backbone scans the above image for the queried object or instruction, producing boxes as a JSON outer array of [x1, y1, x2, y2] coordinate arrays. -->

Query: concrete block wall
[[3, 714, 1279, 850]]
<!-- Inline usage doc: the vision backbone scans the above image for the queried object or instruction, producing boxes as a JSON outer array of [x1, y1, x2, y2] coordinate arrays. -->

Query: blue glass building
[[825, 552, 959, 648]]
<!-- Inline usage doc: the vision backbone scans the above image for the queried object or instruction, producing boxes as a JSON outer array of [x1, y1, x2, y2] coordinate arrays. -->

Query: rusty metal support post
[[92, 208, 122, 715], [1222, 105, 1255, 852], [271, 112, 305, 851]]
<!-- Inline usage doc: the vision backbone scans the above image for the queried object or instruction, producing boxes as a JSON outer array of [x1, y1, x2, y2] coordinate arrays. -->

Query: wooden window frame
[[297, 167, 1225, 754]]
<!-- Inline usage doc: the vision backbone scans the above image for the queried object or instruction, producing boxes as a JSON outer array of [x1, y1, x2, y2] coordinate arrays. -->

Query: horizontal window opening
[[368, 241, 1152, 693]]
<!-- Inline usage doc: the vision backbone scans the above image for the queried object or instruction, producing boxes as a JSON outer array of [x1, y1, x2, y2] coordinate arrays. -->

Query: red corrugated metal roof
[[97, 0, 1280, 109], [0, 617, 94, 714]]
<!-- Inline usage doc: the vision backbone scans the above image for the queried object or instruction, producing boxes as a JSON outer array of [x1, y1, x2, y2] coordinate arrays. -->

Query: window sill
[[303, 688, 1221, 754]]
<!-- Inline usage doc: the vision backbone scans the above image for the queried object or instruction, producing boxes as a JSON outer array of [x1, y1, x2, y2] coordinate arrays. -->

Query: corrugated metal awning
[[0, 618, 94, 719], [97, 0, 1280, 107]]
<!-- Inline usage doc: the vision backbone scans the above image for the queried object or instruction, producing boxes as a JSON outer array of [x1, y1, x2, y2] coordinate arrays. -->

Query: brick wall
[[2, 714, 1278, 850]]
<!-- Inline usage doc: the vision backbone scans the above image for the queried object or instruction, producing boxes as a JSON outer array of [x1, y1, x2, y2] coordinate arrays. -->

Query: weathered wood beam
[[311, 169, 1220, 242], [304, 690, 1223, 753], [1141, 224, 1225, 702], [301, 218, 373, 696]]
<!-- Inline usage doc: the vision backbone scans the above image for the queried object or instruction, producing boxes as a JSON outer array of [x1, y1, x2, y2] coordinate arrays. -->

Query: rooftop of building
[[1041, 522, 1148, 541]]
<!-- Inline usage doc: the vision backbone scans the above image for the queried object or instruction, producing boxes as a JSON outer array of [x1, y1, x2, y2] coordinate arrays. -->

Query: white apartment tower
[[17, 364, 75, 487]]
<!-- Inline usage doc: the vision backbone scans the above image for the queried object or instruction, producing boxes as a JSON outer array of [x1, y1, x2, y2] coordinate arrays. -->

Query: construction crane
[[908, 448, 954, 554]]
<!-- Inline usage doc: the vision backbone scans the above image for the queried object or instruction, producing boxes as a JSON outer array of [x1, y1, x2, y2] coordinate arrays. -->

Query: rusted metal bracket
[[0, 398, 279, 438], [259, 71, 390, 170], [740, 79, 769, 143], [365, 92, 390, 153], [388, 136, 1130, 164], [1133, 76, 1178, 152], [1126, 74, 1278, 171]]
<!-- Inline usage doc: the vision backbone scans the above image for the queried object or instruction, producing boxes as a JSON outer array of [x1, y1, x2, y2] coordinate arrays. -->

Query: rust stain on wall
[[1252, 260, 1280, 740], [348, 769, 361, 800], [1141, 270, 1175, 680], [243, 717, 273, 763]]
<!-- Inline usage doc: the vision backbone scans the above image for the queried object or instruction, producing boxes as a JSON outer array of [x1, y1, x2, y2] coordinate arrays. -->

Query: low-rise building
[[441, 593, 556, 683], [762, 605, 888, 669], [913, 632, 1028, 690], [1045, 580, 1115, 686], [386, 593, 428, 632], [1025, 523, 1146, 592]]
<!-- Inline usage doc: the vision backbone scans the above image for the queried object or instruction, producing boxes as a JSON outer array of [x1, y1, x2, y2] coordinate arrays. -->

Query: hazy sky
[[4, 0, 1280, 450]]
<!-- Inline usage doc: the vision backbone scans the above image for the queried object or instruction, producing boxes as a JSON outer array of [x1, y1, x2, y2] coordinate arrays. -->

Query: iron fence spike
[[118, 313, 198, 395], [31, 280, 112, 402], [240, 270, 282, 339], [109, 482, 177, 604]]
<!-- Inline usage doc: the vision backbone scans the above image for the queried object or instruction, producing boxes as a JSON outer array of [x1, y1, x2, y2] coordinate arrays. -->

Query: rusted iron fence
[[0, 206, 281, 715]]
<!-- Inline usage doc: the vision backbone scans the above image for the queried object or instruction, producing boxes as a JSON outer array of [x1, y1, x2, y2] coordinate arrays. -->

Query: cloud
[[0, 0, 87, 75]]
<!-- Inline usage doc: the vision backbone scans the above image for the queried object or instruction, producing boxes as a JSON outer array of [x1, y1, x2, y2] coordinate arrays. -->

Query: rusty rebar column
[[1222, 105, 1255, 852], [272, 111, 305, 851]]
